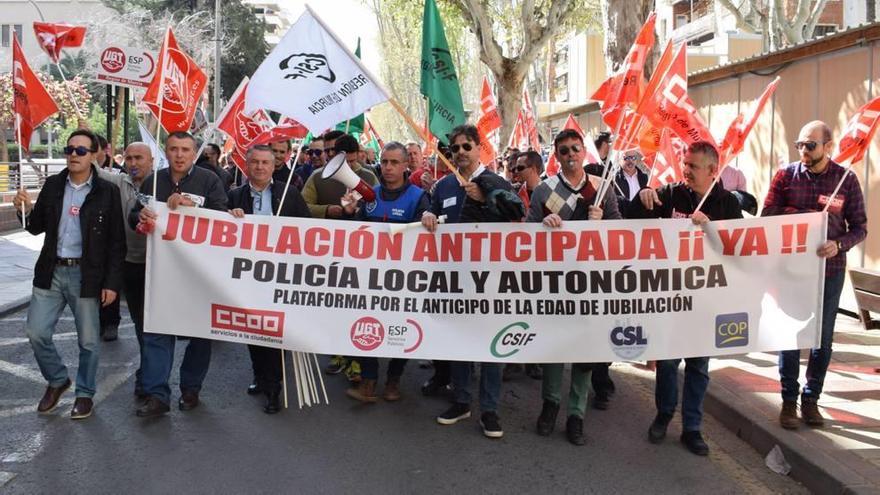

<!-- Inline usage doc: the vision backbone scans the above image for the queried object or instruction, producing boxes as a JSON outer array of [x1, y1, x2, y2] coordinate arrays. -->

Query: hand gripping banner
[[145, 204, 825, 363]]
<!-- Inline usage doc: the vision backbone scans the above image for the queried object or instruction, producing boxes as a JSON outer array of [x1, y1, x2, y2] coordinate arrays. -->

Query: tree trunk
[[0, 123, 8, 162], [601, 0, 654, 74], [494, 64, 526, 150]]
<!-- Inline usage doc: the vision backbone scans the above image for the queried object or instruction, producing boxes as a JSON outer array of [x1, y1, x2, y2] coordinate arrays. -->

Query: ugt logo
[[350, 316, 384, 351], [279, 53, 336, 83]]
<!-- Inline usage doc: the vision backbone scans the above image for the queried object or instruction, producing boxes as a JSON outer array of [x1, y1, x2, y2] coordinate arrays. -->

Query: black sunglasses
[[557, 144, 581, 156], [795, 140, 825, 152], [623, 155, 638, 161], [63, 145, 92, 156], [450, 143, 473, 153], [512, 165, 528, 172], [308, 149, 323, 156]]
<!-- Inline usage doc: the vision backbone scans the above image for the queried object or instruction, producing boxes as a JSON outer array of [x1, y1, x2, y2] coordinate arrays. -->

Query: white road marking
[[0, 471, 16, 488], [0, 360, 46, 384], [0, 432, 43, 463]]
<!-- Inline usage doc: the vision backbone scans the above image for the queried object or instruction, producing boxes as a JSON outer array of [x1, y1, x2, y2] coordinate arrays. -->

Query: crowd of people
[[12, 118, 867, 456]]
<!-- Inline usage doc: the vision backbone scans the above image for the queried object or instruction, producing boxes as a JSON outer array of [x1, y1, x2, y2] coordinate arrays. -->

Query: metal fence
[[0, 161, 67, 192]]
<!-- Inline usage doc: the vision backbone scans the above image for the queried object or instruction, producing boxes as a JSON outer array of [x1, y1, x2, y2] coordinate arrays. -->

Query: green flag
[[335, 38, 365, 135], [420, 0, 465, 145]]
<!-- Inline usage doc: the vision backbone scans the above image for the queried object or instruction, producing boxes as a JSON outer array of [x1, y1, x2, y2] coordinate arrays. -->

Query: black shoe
[[681, 430, 709, 456], [480, 412, 503, 439], [436, 403, 471, 425], [247, 382, 262, 396], [134, 386, 147, 401], [136, 397, 170, 418], [566, 415, 585, 446], [101, 325, 118, 342], [648, 413, 672, 444], [263, 391, 281, 414], [422, 377, 450, 397], [593, 392, 610, 410], [178, 391, 200, 411], [536, 400, 560, 436], [525, 364, 543, 380]]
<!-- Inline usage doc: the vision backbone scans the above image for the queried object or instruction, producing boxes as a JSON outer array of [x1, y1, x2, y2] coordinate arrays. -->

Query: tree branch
[[717, 0, 759, 33], [452, 0, 505, 75], [804, 0, 830, 40], [520, 0, 575, 69]]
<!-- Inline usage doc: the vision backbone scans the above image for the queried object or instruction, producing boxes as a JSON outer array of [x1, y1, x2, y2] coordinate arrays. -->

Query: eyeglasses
[[512, 165, 528, 173], [450, 143, 473, 153], [556, 145, 581, 156], [623, 155, 638, 162], [795, 140, 825, 152], [63, 145, 91, 156], [308, 149, 323, 156]]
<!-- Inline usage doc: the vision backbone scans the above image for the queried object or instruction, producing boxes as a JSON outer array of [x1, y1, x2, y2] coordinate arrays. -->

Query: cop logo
[[279, 53, 336, 83], [350, 316, 384, 351], [609, 322, 647, 359], [490, 322, 535, 358], [715, 313, 748, 348]]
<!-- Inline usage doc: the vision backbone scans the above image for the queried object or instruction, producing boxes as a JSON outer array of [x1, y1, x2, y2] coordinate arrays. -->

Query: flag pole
[[821, 162, 855, 213], [388, 97, 464, 184], [54, 61, 85, 123], [692, 158, 729, 215], [426, 97, 437, 179], [15, 115, 26, 229], [153, 26, 171, 199]]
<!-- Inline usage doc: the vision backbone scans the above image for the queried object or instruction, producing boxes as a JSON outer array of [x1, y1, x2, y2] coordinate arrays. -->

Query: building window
[[554, 46, 568, 66], [813, 24, 837, 37], [675, 14, 689, 29], [1, 24, 23, 48], [554, 74, 568, 102]]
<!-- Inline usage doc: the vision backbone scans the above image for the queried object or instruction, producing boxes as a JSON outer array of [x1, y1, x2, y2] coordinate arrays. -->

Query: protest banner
[[95, 45, 158, 89], [145, 204, 825, 363]]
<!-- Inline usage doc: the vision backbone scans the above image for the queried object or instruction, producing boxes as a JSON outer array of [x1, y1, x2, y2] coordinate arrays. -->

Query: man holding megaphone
[[339, 141, 430, 402], [302, 131, 379, 220]]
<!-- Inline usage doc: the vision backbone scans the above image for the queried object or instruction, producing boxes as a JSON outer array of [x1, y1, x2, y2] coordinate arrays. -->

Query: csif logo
[[715, 313, 748, 348], [211, 304, 284, 337], [279, 53, 336, 83], [490, 322, 535, 358], [609, 323, 648, 359]]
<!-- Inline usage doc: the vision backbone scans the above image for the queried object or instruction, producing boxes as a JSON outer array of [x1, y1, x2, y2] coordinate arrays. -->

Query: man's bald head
[[124, 141, 154, 184], [800, 120, 832, 143], [797, 120, 833, 171]]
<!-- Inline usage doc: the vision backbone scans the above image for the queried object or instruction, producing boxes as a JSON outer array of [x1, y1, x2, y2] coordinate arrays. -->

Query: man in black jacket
[[228, 145, 311, 413], [630, 140, 742, 456], [13, 129, 126, 420], [130, 131, 229, 418]]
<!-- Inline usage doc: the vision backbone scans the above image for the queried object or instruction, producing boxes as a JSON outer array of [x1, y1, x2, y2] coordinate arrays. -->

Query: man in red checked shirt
[[762, 120, 867, 430]]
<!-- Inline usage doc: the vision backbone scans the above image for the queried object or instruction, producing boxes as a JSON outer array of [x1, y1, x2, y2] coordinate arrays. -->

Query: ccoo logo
[[609, 324, 648, 359]]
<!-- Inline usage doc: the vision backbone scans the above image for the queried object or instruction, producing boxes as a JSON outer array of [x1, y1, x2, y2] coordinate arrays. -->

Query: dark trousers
[[248, 345, 283, 394], [591, 362, 615, 397], [99, 293, 120, 329], [431, 360, 451, 384], [360, 357, 407, 381], [122, 261, 146, 388]]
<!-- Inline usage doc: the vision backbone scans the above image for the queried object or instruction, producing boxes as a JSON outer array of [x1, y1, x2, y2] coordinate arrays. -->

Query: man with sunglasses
[[129, 131, 229, 418], [295, 139, 324, 185], [302, 132, 378, 220], [631, 140, 741, 456], [762, 120, 867, 430], [526, 128, 621, 446], [425, 124, 524, 439], [228, 145, 312, 413], [13, 129, 126, 420]]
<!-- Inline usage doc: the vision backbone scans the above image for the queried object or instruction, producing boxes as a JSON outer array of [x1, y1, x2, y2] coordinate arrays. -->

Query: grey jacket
[[98, 168, 146, 264]]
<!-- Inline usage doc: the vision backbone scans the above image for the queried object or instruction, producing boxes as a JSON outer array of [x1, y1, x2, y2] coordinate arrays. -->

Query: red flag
[[636, 43, 715, 147], [253, 116, 309, 145], [143, 28, 208, 134], [507, 110, 528, 150], [521, 89, 541, 151], [12, 37, 59, 153], [545, 114, 588, 176], [215, 78, 274, 173], [600, 13, 656, 131], [647, 129, 682, 188], [33, 22, 86, 63], [719, 76, 780, 166], [476, 76, 502, 137], [833, 95, 880, 165]]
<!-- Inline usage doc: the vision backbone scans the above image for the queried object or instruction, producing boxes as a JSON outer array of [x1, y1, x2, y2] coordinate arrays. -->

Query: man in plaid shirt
[[762, 120, 867, 429]]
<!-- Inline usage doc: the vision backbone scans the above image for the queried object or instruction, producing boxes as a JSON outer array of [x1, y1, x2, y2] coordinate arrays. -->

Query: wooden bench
[[850, 268, 880, 330]]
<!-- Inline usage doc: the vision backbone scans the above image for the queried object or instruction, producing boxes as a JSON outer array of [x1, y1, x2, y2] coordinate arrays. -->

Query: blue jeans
[[451, 362, 502, 412], [779, 270, 846, 401], [26, 266, 100, 398], [141, 333, 212, 404], [655, 357, 710, 432]]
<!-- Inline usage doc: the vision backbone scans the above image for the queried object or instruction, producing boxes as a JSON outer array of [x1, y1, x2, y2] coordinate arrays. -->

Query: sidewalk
[[0, 230, 41, 316], [705, 314, 880, 494]]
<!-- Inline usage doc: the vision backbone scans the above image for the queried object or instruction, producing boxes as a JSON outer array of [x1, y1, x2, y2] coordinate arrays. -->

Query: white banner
[[144, 204, 826, 363], [94, 45, 157, 89], [244, 6, 389, 134]]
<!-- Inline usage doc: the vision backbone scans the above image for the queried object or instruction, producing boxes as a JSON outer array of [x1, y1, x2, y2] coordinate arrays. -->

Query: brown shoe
[[800, 397, 825, 427], [178, 391, 200, 411], [383, 377, 401, 402], [779, 400, 799, 429], [345, 379, 378, 403], [136, 397, 170, 418], [37, 378, 71, 413], [70, 397, 93, 420]]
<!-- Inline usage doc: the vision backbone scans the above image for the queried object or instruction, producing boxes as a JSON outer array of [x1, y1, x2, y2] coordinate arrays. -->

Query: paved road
[[0, 306, 806, 494]]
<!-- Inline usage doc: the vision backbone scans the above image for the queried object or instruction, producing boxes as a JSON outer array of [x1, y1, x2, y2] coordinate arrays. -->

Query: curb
[[0, 296, 29, 318], [705, 380, 880, 494]]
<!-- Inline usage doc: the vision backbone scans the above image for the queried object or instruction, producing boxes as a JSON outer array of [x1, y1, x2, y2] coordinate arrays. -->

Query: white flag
[[244, 6, 389, 134], [138, 120, 168, 170]]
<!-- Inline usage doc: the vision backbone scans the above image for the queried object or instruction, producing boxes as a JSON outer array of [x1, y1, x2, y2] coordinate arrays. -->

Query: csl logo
[[490, 322, 535, 358], [211, 304, 284, 337], [715, 313, 749, 348], [609, 325, 648, 359], [101, 47, 126, 73], [350, 316, 384, 351]]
